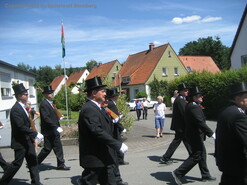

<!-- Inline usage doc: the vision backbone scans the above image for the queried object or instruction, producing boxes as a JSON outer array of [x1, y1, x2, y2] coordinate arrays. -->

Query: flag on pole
[[61, 23, 65, 58]]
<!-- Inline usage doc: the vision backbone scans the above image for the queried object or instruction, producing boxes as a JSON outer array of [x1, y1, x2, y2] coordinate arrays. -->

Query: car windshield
[[130, 100, 135, 103]]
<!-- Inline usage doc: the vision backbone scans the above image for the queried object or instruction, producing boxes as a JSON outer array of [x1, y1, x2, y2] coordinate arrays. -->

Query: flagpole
[[63, 58, 69, 121], [61, 21, 69, 121]]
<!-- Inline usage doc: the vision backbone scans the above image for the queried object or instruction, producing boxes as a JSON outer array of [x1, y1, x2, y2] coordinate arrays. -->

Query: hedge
[[167, 67, 247, 120]]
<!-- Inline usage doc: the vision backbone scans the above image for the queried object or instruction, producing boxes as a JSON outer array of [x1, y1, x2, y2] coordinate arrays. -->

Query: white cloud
[[201, 16, 222, 23], [153, 41, 162, 45], [171, 15, 222, 24], [172, 15, 201, 24]]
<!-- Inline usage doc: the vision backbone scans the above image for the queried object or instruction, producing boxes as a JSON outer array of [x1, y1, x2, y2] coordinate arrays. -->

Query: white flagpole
[[63, 58, 69, 121], [62, 20, 69, 121]]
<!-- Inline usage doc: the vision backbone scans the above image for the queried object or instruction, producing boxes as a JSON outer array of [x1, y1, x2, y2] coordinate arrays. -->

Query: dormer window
[[122, 76, 131, 83], [186, 66, 193, 73], [168, 51, 171, 57]]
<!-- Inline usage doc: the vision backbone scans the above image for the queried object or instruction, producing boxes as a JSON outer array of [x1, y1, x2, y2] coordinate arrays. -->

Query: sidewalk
[[0, 109, 221, 185]]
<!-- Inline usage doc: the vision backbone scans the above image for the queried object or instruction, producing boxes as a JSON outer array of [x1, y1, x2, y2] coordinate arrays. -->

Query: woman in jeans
[[153, 96, 166, 138]]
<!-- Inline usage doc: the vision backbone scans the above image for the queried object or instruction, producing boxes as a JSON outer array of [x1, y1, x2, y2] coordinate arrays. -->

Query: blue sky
[[0, 0, 246, 68]]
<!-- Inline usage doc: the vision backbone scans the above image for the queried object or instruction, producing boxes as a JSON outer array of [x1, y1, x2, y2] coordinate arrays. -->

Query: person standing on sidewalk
[[172, 86, 216, 185], [77, 77, 128, 185], [37, 86, 70, 170], [135, 99, 142, 121], [106, 88, 128, 185], [0, 83, 43, 185], [142, 97, 148, 120], [215, 82, 247, 185], [153, 96, 166, 138], [160, 83, 191, 164]]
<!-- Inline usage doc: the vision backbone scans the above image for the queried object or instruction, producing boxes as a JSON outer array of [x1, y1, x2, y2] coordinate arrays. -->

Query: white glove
[[212, 133, 216, 140], [36, 132, 44, 142], [120, 143, 128, 153], [113, 117, 120, 124], [122, 128, 127, 133], [60, 116, 64, 120], [119, 114, 123, 119], [57, 127, 63, 133]]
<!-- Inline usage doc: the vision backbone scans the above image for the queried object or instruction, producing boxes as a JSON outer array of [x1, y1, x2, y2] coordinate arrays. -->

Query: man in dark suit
[[0, 122, 10, 172], [106, 88, 128, 185], [172, 86, 216, 185], [215, 82, 247, 185], [37, 86, 70, 170], [0, 83, 43, 185], [161, 83, 192, 164], [77, 77, 128, 185]]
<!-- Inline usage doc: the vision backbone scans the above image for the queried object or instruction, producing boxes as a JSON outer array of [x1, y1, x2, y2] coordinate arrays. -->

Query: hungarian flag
[[61, 23, 65, 58]]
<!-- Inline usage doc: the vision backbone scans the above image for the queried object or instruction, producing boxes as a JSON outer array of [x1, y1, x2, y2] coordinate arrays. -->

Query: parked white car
[[127, 98, 158, 111]]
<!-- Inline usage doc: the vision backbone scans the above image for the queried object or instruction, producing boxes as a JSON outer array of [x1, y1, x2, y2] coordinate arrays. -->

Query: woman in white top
[[153, 96, 166, 138]]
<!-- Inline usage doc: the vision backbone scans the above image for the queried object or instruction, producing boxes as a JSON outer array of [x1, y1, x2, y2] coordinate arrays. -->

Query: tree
[[179, 36, 231, 70], [149, 76, 169, 100], [86, 60, 98, 71]]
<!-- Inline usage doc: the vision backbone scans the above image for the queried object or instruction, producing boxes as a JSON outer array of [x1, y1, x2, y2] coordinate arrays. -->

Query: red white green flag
[[61, 23, 65, 58]]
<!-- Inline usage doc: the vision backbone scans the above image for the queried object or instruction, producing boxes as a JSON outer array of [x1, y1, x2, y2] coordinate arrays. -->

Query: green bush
[[167, 67, 247, 119], [116, 94, 135, 131], [136, 91, 147, 98]]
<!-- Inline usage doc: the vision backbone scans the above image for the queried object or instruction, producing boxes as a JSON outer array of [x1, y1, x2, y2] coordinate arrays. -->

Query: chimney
[[149, 43, 155, 51]]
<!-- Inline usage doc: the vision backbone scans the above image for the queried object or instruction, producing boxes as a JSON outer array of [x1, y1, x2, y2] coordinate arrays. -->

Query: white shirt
[[142, 101, 148, 107], [18, 101, 29, 117], [153, 103, 166, 119], [89, 99, 101, 110]]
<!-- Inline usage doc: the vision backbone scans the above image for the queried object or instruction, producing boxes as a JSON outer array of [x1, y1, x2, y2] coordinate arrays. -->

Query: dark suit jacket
[[40, 99, 60, 136], [10, 102, 37, 150], [184, 102, 213, 149], [78, 100, 122, 168], [170, 95, 187, 132], [107, 99, 124, 140], [215, 102, 247, 178]]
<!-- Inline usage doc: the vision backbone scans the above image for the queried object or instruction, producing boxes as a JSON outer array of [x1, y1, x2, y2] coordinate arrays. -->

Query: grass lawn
[[59, 109, 80, 125]]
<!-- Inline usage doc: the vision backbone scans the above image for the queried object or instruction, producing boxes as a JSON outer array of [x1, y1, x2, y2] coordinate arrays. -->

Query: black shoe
[[57, 164, 71, 170], [201, 176, 216, 181], [160, 157, 173, 165], [117, 181, 128, 185], [119, 161, 129, 165], [172, 171, 182, 185]]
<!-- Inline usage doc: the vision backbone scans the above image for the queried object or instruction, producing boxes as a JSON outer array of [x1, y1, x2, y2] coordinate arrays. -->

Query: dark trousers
[[37, 134, 65, 166], [0, 152, 8, 170], [136, 109, 141, 120], [174, 140, 210, 178], [80, 165, 117, 185], [163, 131, 192, 159], [0, 147, 40, 185], [219, 172, 246, 185], [143, 107, 148, 119], [117, 150, 124, 164]]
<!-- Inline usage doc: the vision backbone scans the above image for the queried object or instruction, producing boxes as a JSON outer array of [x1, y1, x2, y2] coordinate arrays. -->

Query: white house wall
[[0, 64, 37, 147], [231, 12, 247, 69]]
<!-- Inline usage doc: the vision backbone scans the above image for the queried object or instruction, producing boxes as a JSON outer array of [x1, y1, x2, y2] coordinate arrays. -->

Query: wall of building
[[231, 15, 247, 69]]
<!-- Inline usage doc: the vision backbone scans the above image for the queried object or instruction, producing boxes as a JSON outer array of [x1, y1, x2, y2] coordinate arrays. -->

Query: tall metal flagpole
[[61, 21, 69, 121], [63, 58, 69, 121]]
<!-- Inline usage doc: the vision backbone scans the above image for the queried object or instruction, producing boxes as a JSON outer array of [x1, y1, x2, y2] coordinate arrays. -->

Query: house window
[[186, 66, 193, 73], [122, 76, 131, 83], [112, 76, 115, 81], [241, 55, 247, 66], [162, 67, 168, 76], [174, 67, 179, 76], [28, 79, 34, 97], [116, 65, 119, 71], [0, 72, 11, 98], [168, 51, 171, 57], [134, 89, 139, 96]]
